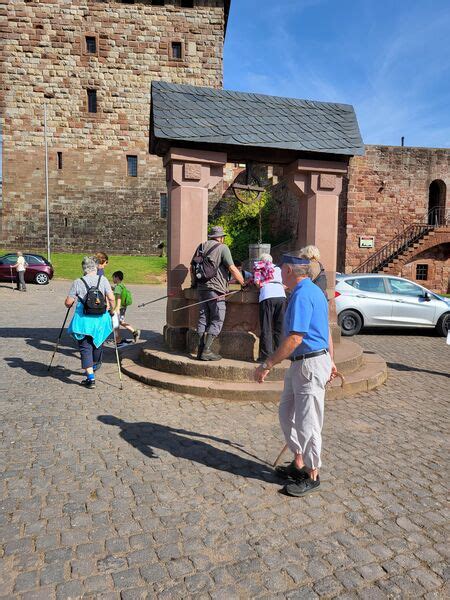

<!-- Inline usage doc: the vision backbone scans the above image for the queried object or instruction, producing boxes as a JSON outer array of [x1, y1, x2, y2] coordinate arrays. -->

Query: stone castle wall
[[1, 0, 225, 253], [343, 145, 450, 272]]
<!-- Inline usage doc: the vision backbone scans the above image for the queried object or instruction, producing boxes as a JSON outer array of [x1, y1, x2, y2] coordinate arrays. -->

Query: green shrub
[[215, 190, 287, 260]]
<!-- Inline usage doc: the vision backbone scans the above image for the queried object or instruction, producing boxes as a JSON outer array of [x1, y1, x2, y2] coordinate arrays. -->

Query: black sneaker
[[282, 476, 320, 497], [275, 460, 309, 481], [81, 378, 96, 389]]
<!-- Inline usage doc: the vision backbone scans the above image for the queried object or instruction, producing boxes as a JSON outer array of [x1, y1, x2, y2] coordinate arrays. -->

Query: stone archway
[[428, 179, 446, 224]]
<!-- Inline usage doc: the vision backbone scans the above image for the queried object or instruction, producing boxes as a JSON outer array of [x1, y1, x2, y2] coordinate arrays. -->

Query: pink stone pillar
[[163, 148, 226, 328], [285, 159, 348, 339]]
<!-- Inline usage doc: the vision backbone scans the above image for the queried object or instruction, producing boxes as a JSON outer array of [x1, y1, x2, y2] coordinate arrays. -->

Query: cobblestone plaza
[[0, 282, 448, 599]]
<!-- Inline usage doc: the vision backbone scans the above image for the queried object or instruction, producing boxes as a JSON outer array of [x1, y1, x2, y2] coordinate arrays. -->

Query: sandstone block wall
[[1, 0, 225, 254], [343, 145, 450, 272]]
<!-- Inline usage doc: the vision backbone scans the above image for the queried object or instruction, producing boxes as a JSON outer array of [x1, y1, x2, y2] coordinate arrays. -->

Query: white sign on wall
[[359, 236, 375, 248]]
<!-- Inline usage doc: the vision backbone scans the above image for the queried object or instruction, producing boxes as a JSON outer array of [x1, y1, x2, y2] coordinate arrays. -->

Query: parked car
[[335, 274, 450, 336], [0, 253, 54, 285]]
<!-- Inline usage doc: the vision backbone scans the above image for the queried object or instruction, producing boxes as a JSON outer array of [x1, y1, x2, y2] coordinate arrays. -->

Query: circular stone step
[[140, 339, 363, 382], [121, 351, 387, 402]]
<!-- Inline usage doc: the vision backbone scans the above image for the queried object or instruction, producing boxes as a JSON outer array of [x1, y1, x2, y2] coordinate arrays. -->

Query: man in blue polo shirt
[[254, 254, 337, 497]]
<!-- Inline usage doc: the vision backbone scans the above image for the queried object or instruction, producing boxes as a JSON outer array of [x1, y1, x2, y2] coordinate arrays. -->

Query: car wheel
[[338, 310, 363, 336], [35, 272, 49, 285], [435, 312, 450, 337]]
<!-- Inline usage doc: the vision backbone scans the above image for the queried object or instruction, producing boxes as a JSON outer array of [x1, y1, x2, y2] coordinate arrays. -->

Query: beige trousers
[[278, 352, 332, 470]]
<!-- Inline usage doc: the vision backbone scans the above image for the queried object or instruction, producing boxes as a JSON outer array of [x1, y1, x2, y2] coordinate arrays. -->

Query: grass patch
[[52, 253, 167, 284], [1, 250, 167, 284]]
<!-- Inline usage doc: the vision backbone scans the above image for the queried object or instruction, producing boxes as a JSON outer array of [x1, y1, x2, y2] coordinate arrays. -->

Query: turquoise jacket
[[68, 302, 113, 348]]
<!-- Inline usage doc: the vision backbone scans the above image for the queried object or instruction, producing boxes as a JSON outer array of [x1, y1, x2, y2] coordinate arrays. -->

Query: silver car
[[335, 274, 450, 336]]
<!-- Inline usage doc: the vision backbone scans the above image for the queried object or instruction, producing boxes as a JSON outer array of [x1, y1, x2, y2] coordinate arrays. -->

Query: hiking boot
[[132, 329, 141, 343], [81, 378, 96, 389], [196, 333, 206, 360], [200, 333, 221, 361], [282, 476, 320, 497], [275, 460, 309, 481]]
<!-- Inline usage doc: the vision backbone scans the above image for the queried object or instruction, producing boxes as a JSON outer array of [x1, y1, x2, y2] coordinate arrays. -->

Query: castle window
[[85, 36, 97, 54], [121, 0, 135, 4], [181, 0, 194, 7], [160, 192, 168, 218], [64, 217, 68, 228], [87, 89, 97, 113], [127, 155, 138, 177], [57, 152, 63, 170], [151, 0, 165, 5], [416, 264, 428, 281], [170, 41, 183, 60]]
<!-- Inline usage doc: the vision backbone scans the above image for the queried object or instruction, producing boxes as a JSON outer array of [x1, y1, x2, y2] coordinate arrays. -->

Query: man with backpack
[[191, 226, 246, 361], [65, 256, 115, 388]]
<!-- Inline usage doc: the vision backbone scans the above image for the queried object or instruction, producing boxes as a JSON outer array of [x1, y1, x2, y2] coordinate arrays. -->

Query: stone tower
[[0, 0, 229, 254]]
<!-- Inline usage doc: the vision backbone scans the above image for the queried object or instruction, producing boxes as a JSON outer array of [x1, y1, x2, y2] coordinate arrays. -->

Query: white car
[[335, 274, 450, 336]]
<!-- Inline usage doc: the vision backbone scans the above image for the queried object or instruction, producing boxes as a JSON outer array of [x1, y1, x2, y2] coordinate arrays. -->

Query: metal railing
[[354, 206, 449, 274]]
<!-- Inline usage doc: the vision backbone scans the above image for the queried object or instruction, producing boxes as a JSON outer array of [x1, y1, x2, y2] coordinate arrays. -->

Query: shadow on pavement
[[4, 357, 81, 385], [358, 327, 438, 337], [98, 415, 277, 484], [387, 361, 450, 378]]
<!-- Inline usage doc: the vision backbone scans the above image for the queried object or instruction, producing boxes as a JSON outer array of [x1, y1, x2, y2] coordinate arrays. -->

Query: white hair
[[82, 256, 98, 275], [259, 253, 273, 262], [300, 245, 321, 261]]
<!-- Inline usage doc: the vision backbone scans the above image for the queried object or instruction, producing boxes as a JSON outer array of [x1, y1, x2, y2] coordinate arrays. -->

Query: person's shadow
[[4, 356, 80, 385], [98, 416, 277, 484]]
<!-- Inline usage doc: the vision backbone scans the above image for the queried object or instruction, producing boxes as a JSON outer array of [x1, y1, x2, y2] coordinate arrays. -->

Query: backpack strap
[[97, 275, 102, 289], [203, 242, 221, 258]]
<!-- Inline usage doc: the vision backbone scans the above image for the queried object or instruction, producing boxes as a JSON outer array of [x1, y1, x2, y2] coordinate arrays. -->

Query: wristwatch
[[261, 362, 271, 371]]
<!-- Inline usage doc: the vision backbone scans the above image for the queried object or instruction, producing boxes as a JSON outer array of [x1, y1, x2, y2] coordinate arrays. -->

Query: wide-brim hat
[[208, 226, 226, 239]]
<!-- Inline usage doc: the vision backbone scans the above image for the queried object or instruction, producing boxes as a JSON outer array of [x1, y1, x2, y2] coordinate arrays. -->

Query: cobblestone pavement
[[0, 281, 449, 599]]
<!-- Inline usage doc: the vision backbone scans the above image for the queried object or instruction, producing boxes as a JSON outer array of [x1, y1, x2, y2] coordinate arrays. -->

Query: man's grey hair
[[290, 263, 314, 278], [82, 256, 97, 275]]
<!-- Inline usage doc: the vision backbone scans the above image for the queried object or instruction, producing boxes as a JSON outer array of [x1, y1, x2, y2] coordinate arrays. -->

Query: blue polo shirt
[[284, 278, 329, 357]]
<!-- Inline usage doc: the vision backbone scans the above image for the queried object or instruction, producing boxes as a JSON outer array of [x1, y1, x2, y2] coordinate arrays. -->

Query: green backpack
[[122, 286, 133, 307]]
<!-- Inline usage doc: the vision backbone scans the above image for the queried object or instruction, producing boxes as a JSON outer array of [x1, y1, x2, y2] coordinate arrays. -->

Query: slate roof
[[150, 81, 364, 157]]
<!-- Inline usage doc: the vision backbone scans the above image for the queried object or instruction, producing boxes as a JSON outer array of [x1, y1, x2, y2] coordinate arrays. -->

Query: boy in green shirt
[[112, 271, 140, 348]]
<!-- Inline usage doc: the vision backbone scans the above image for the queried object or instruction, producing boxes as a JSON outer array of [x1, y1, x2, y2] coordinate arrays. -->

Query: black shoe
[[81, 378, 95, 389], [275, 460, 309, 481], [196, 333, 206, 360], [282, 476, 320, 497]]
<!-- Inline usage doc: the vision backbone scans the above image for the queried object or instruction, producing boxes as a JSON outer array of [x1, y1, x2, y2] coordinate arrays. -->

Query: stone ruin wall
[[1, 0, 225, 254]]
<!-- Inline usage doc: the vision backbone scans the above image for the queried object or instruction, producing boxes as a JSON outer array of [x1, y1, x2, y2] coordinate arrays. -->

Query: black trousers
[[259, 297, 286, 359]]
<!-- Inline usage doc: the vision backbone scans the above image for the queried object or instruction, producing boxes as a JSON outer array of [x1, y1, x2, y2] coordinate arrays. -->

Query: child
[[95, 252, 109, 277], [112, 271, 140, 348]]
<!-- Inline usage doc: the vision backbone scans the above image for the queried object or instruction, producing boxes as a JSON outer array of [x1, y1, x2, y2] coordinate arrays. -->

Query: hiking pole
[[138, 295, 168, 308], [47, 306, 72, 371], [111, 315, 123, 390], [9, 266, 14, 290], [172, 289, 242, 312]]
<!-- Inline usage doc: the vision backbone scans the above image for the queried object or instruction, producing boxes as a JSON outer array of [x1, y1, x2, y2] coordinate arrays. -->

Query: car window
[[0, 255, 17, 265], [25, 255, 45, 265], [347, 277, 386, 293], [388, 278, 424, 297]]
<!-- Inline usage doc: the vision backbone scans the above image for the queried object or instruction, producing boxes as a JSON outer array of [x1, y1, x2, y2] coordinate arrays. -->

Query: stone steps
[[120, 340, 387, 402], [140, 339, 364, 382]]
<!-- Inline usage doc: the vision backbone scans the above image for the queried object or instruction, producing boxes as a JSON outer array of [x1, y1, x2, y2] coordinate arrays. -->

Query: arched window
[[428, 180, 446, 225]]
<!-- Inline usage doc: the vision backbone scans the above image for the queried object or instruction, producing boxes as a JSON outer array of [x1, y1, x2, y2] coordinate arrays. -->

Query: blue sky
[[224, 0, 450, 148]]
